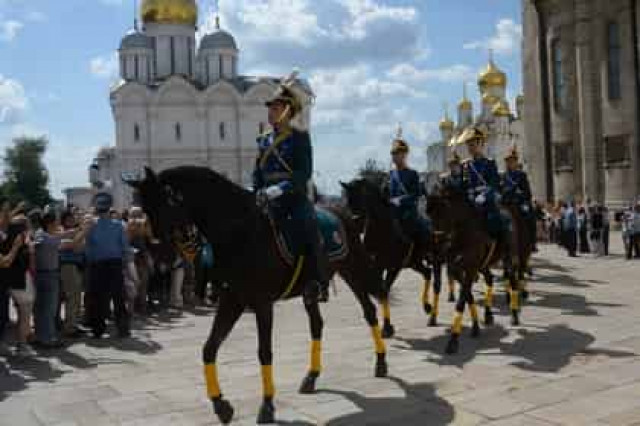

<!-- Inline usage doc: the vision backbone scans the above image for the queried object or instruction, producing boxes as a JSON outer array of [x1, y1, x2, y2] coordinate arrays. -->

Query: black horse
[[341, 178, 441, 336], [128, 167, 388, 425], [426, 184, 526, 354]]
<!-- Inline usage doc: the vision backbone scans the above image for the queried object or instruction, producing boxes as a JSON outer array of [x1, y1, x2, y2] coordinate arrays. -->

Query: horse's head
[[341, 178, 389, 218], [125, 167, 197, 262]]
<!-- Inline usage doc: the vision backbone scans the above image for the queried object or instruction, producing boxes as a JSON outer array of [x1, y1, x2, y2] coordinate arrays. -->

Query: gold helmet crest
[[504, 145, 520, 161], [265, 70, 304, 118], [458, 126, 487, 146], [391, 125, 409, 154]]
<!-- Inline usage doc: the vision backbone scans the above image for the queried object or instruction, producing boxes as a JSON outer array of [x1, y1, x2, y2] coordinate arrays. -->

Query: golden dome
[[478, 59, 507, 91], [141, 0, 197, 26], [482, 93, 500, 106], [492, 99, 511, 117], [439, 116, 455, 132], [458, 98, 472, 111]]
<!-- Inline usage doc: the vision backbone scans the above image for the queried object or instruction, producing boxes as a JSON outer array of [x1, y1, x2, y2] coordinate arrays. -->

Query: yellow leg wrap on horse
[[469, 303, 479, 321], [204, 364, 221, 399], [452, 312, 464, 335], [510, 289, 519, 311], [422, 279, 431, 306], [371, 325, 386, 354], [381, 300, 391, 322], [432, 292, 440, 317], [261, 365, 275, 398], [310, 340, 322, 373], [485, 286, 494, 308]]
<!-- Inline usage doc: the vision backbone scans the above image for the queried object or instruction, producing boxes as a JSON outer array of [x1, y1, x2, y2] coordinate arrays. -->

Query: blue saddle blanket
[[272, 206, 348, 265]]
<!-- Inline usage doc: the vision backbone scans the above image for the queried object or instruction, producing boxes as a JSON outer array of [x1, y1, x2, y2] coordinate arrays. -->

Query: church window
[[604, 135, 630, 165], [219, 122, 226, 140], [170, 36, 176, 75], [551, 39, 566, 113], [219, 56, 224, 79], [134, 56, 139, 80], [175, 123, 182, 142], [607, 21, 622, 101], [553, 142, 573, 171], [206, 58, 211, 85], [134, 124, 140, 142], [188, 37, 193, 76]]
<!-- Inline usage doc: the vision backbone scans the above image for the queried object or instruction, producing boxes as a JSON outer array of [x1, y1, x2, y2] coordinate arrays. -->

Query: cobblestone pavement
[[2, 235, 640, 425]]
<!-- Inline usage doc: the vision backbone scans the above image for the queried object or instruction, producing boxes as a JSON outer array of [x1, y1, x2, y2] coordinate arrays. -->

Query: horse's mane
[[158, 166, 257, 220], [353, 178, 390, 206]]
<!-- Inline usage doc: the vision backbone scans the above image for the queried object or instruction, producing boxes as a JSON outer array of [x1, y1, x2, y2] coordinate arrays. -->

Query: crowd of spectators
[[0, 194, 216, 358]]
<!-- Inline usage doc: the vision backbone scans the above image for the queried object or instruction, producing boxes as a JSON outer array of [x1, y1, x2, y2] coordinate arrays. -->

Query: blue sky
[[0, 0, 522, 196]]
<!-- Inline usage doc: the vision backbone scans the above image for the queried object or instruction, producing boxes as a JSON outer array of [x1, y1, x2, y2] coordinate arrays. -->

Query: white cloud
[[463, 18, 522, 55], [0, 74, 28, 124], [210, 0, 424, 70], [387, 63, 475, 84], [89, 52, 119, 80], [0, 19, 22, 41]]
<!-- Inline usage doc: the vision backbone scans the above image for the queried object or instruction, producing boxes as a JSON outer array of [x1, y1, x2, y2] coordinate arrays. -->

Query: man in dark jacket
[[253, 74, 328, 304]]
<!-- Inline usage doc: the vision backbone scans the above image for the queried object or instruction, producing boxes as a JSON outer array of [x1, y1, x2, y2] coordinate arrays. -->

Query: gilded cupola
[[478, 57, 507, 92], [141, 0, 198, 26]]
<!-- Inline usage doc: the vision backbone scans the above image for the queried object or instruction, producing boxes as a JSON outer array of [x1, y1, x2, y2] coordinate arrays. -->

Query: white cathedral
[[425, 57, 525, 186], [68, 0, 313, 209]]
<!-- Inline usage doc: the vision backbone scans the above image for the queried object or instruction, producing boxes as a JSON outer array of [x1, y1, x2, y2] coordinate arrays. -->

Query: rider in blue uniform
[[253, 74, 329, 304], [440, 150, 465, 193], [389, 129, 430, 250], [459, 126, 503, 238], [502, 146, 537, 251]]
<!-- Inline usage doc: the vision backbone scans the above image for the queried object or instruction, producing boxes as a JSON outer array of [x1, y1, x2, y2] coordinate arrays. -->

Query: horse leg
[[255, 303, 276, 424], [299, 301, 324, 394], [482, 269, 495, 326], [447, 269, 456, 303], [380, 268, 400, 339], [466, 290, 481, 338], [420, 266, 432, 315], [508, 268, 521, 327], [340, 268, 388, 378], [202, 293, 244, 425], [428, 261, 442, 327], [520, 257, 530, 301], [446, 276, 468, 355]]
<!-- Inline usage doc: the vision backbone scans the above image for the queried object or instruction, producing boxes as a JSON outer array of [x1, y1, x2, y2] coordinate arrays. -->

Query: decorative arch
[[203, 80, 242, 106], [243, 81, 277, 105], [152, 76, 199, 108], [111, 82, 152, 107]]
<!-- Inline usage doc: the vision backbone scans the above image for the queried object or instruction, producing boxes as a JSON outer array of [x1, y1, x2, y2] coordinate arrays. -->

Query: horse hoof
[[448, 294, 456, 303], [375, 361, 388, 378], [428, 316, 437, 327], [471, 322, 481, 338], [298, 372, 318, 394], [445, 336, 459, 355], [382, 323, 395, 339], [213, 398, 235, 425], [256, 399, 275, 424], [484, 309, 495, 326], [423, 303, 433, 315], [511, 311, 520, 326]]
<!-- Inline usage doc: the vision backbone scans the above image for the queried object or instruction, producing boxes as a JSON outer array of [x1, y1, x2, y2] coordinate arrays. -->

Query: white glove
[[265, 185, 284, 200], [475, 194, 486, 205], [390, 197, 402, 207]]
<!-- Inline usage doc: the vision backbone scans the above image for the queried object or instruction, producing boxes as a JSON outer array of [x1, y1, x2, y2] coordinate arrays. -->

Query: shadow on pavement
[[395, 324, 636, 373], [317, 376, 454, 426]]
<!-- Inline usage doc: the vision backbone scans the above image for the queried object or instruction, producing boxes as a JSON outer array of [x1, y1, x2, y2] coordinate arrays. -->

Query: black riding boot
[[303, 238, 330, 305]]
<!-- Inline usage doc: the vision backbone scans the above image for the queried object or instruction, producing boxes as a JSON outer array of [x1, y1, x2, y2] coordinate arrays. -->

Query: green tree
[[1, 136, 52, 207], [357, 158, 388, 188]]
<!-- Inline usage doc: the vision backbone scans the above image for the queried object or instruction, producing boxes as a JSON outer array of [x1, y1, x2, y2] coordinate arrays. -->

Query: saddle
[[269, 206, 349, 266]]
